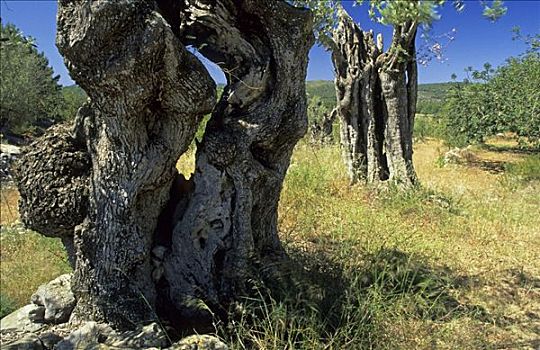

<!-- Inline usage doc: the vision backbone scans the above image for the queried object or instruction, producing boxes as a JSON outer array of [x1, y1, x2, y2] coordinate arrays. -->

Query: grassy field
[[1, 134, 539, 349]]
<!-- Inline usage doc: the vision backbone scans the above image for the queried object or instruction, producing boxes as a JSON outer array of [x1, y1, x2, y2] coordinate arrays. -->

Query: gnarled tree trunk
[[16, 0, 313, 332], [331, 7, 418, 187], [55, 0, 218, 327], [161, 0, 314, 326]]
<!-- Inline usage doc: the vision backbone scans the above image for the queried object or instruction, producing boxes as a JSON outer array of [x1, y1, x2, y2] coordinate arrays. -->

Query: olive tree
[[16, 0, 314, 331], [293, 0, 506, 187]]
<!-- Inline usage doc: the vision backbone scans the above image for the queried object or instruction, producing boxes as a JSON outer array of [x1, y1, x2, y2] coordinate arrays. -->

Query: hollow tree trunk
[[161, 0, 314, 326], [16, 0, 313, 331], [331, 7, 418, 187]]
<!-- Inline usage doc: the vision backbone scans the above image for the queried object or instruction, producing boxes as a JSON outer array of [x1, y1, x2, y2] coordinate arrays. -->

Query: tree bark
[[55, 0, 217, 327], [161, 0, 314, 327], [16, 0, 313, 331], [331, 7, 418, 187]]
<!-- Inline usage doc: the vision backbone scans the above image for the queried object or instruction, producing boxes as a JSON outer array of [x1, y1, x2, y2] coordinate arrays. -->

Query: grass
[[1, 135, 539, 349]]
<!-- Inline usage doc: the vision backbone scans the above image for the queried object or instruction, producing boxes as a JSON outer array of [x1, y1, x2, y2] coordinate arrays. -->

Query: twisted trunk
[[162, 0, 314, 326], [55, 0, 217, 326], [331, 7, 418, 187], [16, 0, 312, 331]]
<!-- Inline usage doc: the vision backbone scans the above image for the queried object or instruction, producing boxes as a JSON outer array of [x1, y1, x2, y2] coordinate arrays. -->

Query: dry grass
[[1, 136, 539, 348], [0, 186, 19, 226]]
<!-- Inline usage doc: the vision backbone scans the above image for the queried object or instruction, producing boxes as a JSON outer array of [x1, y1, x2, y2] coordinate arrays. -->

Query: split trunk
[[331, 7, 418, 187], [16, 0, 313, 331]]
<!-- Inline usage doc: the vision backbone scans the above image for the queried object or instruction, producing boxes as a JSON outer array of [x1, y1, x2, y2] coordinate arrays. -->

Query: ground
[[1, 133, 539, 349]]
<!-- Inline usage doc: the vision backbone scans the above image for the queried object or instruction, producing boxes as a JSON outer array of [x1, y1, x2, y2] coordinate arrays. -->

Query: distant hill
[[418, 82, 457, 103], [306, 80, 456, 114], [305, 80, 336, 108]]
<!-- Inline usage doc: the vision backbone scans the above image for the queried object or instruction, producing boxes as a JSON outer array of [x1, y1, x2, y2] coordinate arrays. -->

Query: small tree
[[58, 85, 87, 123], [294, 0, 506, 187], [0, 22, 61, 134], [444, 50, 540, 147], [308, 95, 336, 143]]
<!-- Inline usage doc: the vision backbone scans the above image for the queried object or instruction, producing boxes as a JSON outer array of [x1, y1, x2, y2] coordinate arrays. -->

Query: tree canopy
[[0, 22, 62, 133], [293, 0, 507, 51], [443, 51, 540, 147]]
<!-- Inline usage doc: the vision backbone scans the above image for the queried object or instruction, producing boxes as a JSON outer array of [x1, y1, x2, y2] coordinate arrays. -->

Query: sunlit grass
[[1, 135, 538, 348]]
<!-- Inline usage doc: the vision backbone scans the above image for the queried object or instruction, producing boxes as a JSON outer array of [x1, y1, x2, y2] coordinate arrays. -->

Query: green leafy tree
[[58, 85, 87, 122], [293, 0, 506, 187], [0, 22, 62, 134], [444, 51, 540, 147]]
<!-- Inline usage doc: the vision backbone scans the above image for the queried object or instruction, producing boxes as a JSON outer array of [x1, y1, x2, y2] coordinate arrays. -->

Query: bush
[[0, 293, 16, 318], [442, 53, 540, 147], [504, 154, 540, 183], [414, 114, 446, 142]]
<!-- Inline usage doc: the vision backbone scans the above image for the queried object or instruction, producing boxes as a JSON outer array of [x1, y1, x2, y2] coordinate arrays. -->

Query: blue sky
[[1, 0, 539, 86]]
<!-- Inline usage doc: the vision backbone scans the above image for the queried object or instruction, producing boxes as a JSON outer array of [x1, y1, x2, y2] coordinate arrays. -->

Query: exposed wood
[[331, 7, 418, 187], [161, 0, 314, 327]]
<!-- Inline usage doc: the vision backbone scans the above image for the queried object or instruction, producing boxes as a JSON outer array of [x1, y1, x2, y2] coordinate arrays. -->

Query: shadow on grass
[[467, 159, 507, 174], [480, 143, 539, 155], [224, 246, 490, 348]]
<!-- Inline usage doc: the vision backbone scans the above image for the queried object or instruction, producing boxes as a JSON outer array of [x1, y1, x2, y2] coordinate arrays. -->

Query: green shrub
[[414, 114, 445, 142], [505, 154, 540, 182], [442, 53, 540, 147], [0, 293, 16, 319]]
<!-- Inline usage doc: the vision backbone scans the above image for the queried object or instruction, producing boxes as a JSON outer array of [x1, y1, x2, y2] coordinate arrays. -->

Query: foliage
[[0, 293, 16, 319], [414, 114, 446, 142], [306, 80, 335, 109], [416, 100, 443, 115], [504, 154, 540, 183], [443, 53, 540, 147], [58, 85, 87, 122], [292, 0, 507, 50], [307, 95, 330, 125], [0, 22, 62, 133]]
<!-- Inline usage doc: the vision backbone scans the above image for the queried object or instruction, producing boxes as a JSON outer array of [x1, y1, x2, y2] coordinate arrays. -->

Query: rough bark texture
[[14, 124, 89, 238], [331, 7, 418, 187], [16, 0, 313, 332], [56, 0, 217, 327], [161, 0, 314, 326]]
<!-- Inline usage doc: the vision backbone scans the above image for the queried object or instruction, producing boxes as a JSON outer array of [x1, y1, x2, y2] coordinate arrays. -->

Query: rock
[[0, 304, 45, 333], [0, 144, 22, 155], [27, 305, 46, 323], [106, 322, 168, 349], [55, 321, 168, 350], [38, 332, 64, 349], [2, 333, 43, 350], [0, 143, 21, 182], [31, 274, 75, 324], [443, 147, 478, 165], [171, 334, 228, 350], [54, 321, 113, 350]]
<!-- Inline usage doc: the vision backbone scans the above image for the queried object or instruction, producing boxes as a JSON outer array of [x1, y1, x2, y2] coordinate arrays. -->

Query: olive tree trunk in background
[[331, 7, 418, 187], [15, 0, 313, 331]]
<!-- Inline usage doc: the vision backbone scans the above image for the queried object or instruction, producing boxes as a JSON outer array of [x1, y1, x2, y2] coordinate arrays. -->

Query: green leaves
[[481, 0, 507, 22], [0, 22, 85, 136], [0, 22, 62, 133], [443, 52, 540, 147]]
